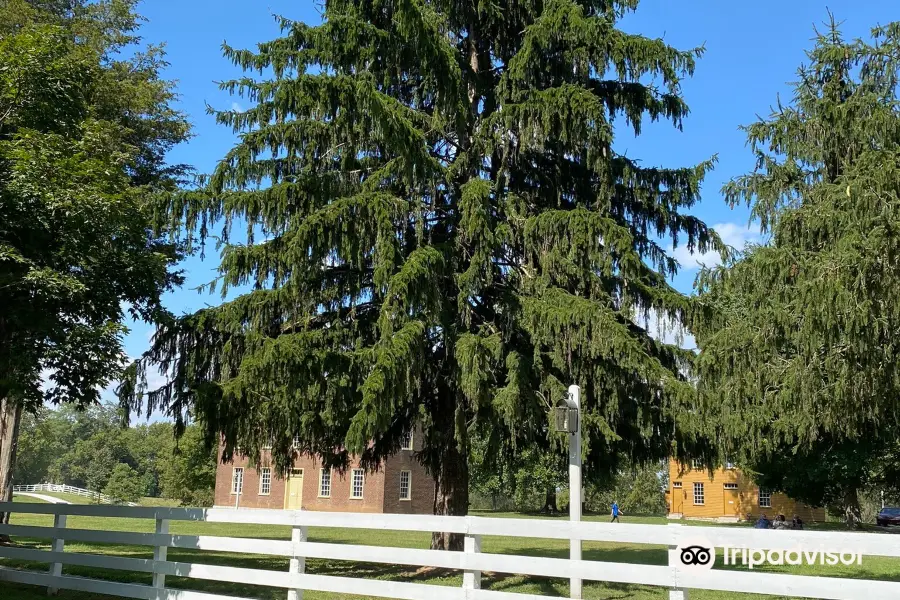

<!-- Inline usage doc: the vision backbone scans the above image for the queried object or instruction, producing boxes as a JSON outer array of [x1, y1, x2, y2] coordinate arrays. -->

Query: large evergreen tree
[[747, 431, 892, 525], [694, 17, 900, 527], [124, 0, 722, 548]]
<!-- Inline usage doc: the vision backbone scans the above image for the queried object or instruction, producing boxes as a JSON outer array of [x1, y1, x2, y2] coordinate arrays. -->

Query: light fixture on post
[[554, 395, 579, 434]]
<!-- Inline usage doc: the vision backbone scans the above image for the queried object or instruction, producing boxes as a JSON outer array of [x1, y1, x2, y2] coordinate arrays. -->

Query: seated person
[[792, 515, 804, 530], [754, 513, 772, 529], [773, 514, 789, 530]]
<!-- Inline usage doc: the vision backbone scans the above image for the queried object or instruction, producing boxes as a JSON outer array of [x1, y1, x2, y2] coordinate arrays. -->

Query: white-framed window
[[231, 468, 244, 495], [725, 461, 735, 470], [292, 435, 301, 449], [400, 431, 413, 450], [724, 483, 738, 490], [691, 459, 703, 470], [399, 470, 411, 500], [351, 469, 364, 499], [693, 482, 704, 505], [319, 468, 331, 498], [259, 468, 271, 495], [672, 481, 683, 489], [758, 488, 772, 508]]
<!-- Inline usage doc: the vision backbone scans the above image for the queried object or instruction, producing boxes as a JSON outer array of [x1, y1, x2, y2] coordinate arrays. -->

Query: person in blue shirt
[[611, 501, 622, 523], [754, 513, 772, 529]]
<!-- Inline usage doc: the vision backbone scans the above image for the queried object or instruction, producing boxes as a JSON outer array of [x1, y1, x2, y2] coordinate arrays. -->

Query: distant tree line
[[15, 404, 216, 505]]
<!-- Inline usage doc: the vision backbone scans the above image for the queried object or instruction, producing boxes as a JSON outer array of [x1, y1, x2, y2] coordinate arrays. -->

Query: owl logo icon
[[675, 540, 716, 570]]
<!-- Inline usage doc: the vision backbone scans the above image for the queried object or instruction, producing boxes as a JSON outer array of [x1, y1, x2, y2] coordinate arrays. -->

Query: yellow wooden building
[[666, 459, 826, 522]]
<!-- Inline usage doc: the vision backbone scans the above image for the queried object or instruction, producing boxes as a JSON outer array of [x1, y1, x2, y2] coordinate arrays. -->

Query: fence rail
[[0, 502, 898, 600], [11, 483, 136, 505]]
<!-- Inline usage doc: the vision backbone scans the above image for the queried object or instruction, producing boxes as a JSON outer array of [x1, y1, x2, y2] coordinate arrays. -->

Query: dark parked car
[[876, 507, 900, 527]]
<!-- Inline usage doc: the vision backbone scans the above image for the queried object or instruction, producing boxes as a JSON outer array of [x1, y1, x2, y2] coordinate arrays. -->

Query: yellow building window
[[693, 482, 705, 505]]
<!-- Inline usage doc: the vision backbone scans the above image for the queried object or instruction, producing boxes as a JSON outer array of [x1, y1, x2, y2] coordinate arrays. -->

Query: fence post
[[463, 533, 482, 595], [287, 525, 308, 600], [152, 518, 169, 590], [47, 514, 66, 596], [668, 524, 688, 600]]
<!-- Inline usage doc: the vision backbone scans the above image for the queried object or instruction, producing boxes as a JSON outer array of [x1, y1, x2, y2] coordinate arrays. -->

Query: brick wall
[[214, 449, 416, 513], [213, 454, 287, 509], [214, 428, 436, 514], [382, 431, 434, 515], [301, 459, 387, 513]]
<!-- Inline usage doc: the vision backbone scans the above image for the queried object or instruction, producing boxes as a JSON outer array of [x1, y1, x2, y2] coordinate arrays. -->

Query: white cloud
[[639, 308, 697, 350], [231, 102, 245, 113], [144, 365, 168, 391], [122, 354, 167, 391], [671, 222, 762, 270]]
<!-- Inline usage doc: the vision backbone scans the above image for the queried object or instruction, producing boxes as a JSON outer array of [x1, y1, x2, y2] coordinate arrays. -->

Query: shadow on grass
[[507, 544, 668, 566]]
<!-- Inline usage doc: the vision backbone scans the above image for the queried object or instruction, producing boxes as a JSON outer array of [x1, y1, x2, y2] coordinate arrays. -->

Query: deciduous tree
[[0, 0, 189, 534], [104, 463, 144, 504]]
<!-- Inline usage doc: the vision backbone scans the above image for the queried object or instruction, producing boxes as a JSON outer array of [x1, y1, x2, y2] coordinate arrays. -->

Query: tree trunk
[[843, 486, 862, 529], [0, 396, 23, 543], [431, 438, 469, 551], [429, 381, 469, 550], [540, 487, 558, 514]]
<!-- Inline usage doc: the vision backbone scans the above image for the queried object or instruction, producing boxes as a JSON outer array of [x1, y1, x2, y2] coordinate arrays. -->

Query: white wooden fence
[[0, 502, 899, 600], [12, 483, 137, 506]]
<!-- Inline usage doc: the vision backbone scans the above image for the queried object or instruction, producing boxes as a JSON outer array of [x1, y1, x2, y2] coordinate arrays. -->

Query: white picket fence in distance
[[12, 483, 139, 506], [0, 502, 899, 600]]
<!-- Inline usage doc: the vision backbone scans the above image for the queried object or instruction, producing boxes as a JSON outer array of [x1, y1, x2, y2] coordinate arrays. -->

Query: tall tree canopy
[[123, 0, 722, 548], [693, 17, 900, 526], [0, 0, 190, 525]]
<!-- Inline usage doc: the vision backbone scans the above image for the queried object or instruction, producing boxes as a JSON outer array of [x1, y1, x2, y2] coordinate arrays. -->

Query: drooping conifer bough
[[120, 0, 723, 549]]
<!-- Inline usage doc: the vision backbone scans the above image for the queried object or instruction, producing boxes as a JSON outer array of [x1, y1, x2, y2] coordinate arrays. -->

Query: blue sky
[[110, 0, 899, 405]]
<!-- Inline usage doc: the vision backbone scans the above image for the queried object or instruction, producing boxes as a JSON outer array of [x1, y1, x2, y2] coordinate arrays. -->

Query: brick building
[[213, 431, 434, 514]]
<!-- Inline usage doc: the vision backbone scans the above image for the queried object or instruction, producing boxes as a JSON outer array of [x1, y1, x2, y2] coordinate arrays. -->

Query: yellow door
[[286, 469, 303, 509], [672, 484, 684, 514], [724, 488, 740, 516]]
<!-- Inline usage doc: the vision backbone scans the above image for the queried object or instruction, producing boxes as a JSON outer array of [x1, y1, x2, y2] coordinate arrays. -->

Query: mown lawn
[[2, 506, 898, 600], [31, 492, 96, 505], [13, 492, 184, 507], [11, 495, 49, 504]]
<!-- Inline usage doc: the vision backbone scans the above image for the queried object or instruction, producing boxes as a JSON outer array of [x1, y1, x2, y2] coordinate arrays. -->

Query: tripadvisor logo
[[722, 546, 863, 569], [676, 540, 863, 570]]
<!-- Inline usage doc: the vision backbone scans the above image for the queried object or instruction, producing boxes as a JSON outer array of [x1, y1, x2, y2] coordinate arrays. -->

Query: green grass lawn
[[2, 506, 898, 600], [138, 497, 183, 508], [10, 495, 48, 504], [37, 492, 96, 505], [13, 491, 184, 507]]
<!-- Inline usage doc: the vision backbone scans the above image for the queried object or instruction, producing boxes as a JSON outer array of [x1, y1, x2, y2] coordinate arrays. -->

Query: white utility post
[[568, 384, 582, 600]]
